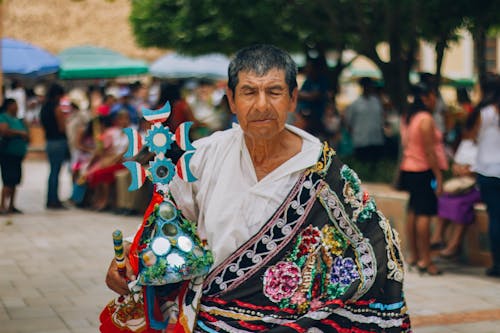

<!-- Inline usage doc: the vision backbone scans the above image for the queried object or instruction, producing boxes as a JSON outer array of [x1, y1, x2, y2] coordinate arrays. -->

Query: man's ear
[[226, 87, 237, 115]]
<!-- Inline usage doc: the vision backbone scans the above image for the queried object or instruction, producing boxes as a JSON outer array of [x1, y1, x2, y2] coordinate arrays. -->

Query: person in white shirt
[[430, 129, 481, 259], [104, 45, 411, 332], [344, 77, 385, 164], [469, 75, 500, 277], [5, 79, 27, 119]]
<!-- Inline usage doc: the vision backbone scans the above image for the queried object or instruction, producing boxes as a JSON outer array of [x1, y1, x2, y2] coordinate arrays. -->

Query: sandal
[[406, 259, 417, 271], [430, 242, 446, 250], [8, 207, 23, 214], [440, 250, 460, 260], [417, 264, 443, 276]]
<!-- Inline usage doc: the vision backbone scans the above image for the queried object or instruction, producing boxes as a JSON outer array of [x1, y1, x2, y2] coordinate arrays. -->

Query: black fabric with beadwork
[[195, 145, 411, 333]]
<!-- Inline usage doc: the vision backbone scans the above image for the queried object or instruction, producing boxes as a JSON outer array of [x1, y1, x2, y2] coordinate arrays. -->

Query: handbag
[[442, 176, 476, 195], [70, 178, 87, 205]]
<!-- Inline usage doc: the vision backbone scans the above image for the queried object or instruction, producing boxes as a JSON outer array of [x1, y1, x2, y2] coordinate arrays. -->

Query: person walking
[[430, 127, 481, 258], [399, 82, 449, 275], [0, 99, 29, 214], [469, 75, 500, 277], [40, 83, 70, 209], [344, 77, 385, 165], [296, 57, 330, 137]]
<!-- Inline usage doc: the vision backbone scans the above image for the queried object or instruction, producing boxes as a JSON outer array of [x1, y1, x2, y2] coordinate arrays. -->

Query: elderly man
[[105, 45, 411, 332]]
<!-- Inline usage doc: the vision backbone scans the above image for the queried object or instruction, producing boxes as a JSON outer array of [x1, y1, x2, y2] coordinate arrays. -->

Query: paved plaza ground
[[1, 160, 499, 333]]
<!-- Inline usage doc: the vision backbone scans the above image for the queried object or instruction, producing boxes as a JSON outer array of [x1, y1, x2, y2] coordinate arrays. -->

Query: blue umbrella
[[1, 38, 60, 77], [150, 52, 229, 79]]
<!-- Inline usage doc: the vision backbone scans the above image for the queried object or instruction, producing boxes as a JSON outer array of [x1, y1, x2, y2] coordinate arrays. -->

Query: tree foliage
[[130, 0, 302, 55], [130, 0, 500, 112]]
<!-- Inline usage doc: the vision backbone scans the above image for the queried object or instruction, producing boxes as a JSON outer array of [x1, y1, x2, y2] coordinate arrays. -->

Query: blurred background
[[1, 0, 498, 180], [1, 1, 500, 332]]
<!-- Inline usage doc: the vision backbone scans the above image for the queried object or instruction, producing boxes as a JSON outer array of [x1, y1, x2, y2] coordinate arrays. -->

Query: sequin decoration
[[330, 256, 359, 285], [340, 164, 377, 223], [263, 261, 302, 303], [262, 224, 357, 312]]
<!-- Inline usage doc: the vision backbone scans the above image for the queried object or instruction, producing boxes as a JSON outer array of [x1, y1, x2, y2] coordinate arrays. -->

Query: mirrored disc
[[141, 250, 157, 267], [162, 223, 178, 236], [177, 236, 193, 252], [156, 165, 170, 179], [159, 202, 177, 221], [153, 133, 167, 147], [192, 246, 203, 257], [166, 253, 185, 268], [151, 237, 171, 256]]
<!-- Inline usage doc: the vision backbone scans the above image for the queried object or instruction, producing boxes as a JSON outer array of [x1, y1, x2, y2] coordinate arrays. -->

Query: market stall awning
[[58, 45, 148, 79], [150, 52, 229, 79], [1, 37, 60, 77]]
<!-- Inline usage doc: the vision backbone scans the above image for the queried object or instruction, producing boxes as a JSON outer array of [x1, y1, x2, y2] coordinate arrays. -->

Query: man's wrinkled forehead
[[234, 68, 287, 86]]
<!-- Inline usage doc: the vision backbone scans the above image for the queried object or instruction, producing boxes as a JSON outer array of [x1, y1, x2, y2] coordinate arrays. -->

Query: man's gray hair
[[228, 44, 298, 96]]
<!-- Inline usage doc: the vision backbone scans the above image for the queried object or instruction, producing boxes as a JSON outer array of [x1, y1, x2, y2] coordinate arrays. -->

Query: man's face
[[226, 69, 297, 140]]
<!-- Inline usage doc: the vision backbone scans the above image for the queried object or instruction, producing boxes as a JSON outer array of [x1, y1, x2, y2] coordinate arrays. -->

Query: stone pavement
[[1, 160, 499, 333]]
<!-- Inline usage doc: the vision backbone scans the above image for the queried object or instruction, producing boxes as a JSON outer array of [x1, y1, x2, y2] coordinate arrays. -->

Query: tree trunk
[[472, 25, 487, 94], [435, 38, 446, 86]]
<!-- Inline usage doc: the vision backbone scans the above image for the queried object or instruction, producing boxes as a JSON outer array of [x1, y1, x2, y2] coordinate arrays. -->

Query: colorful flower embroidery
[[298, 225, 321, 256], [263, 261, 302, 303], [321, 225, 348, 256], [340, 164, 362, 197], [340, 165, 377, 223], [309, 298, 324, 311], [290, 291, 306, 305], [330, 256, 359, 286], [263, 224, 359, 312]]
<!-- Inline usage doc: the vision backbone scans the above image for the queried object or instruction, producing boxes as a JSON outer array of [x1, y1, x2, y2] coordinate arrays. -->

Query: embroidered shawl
[[195, 145, 411, 332]]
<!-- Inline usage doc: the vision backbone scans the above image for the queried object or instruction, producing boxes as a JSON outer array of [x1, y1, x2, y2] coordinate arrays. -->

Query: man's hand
[[105, 242, 136, 295]]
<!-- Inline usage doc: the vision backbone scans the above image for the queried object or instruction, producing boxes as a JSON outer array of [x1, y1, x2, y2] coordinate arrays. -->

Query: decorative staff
[[103, 101, 213, 331], [112, 229, 126, 277]]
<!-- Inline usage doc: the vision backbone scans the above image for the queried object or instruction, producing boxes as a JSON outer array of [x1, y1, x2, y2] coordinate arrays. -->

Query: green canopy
[[58, 45, 148, 79]]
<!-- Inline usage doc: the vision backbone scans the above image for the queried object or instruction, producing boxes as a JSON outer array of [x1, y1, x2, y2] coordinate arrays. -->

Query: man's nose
[[255, 91, 268, 110]]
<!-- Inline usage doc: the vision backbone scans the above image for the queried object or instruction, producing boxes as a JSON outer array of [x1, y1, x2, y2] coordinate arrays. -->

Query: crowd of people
[[398, 74, 500, 278], [0, 78, 232, 215], [1, 44, 499, 332], [291, 59, 500, 278], [1, 58, 499, 280]]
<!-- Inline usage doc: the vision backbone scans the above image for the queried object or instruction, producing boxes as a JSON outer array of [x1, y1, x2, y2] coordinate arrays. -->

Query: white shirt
[[5, 87, 26, 119], [474, 105, 500, 178], [453, 139, 477, 167], [344, 95, 384, 147], [169, 124, 322, 268]]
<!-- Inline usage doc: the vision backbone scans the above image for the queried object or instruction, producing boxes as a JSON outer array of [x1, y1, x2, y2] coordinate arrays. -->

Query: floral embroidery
[[309, 298, 324, 311], [290, 291, 306, 305], [340, 164, 362, 197], [321, 225, 347, 256], [340, 165, 377, 223], [263, 224, 359, 313], [317, 185, 377, 301], [263, 261, 302, 303], [308, 143, 336, 177], [298, 225, 321, 256], [330, 256, 359, 285]]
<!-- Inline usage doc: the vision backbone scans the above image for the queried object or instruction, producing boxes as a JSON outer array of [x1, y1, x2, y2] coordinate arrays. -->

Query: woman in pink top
[[399, 82, 449, 275]]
